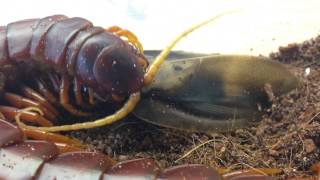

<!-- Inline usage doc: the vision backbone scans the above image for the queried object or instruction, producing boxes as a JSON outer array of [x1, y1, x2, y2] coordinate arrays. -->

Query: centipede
[[0, 13, 317, 179], [0, 12, 233, 134], [0, 11, 239, 141]]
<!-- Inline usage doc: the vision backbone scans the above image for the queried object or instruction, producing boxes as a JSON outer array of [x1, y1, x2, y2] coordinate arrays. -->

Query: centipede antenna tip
[[15, 92, 141, 132], [143, 9, 241, 86]]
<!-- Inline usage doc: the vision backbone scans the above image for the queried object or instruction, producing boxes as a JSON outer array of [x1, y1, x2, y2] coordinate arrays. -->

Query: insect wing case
[[134, 51, 298, 133]]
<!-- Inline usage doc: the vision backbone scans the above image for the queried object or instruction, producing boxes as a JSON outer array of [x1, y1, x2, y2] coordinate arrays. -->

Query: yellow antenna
[[144, 10, 240, 85]]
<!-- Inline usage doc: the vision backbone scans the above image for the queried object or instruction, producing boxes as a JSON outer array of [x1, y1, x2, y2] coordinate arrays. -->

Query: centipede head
[[93, 44, 148, 96]]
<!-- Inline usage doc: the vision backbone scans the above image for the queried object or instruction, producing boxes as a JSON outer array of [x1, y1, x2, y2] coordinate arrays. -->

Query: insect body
[[135, 51, 299, 133]]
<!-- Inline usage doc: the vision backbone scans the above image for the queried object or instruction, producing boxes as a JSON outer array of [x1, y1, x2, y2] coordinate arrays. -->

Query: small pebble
[[304, 139, 316, 153], [269, 149, 280, 156]]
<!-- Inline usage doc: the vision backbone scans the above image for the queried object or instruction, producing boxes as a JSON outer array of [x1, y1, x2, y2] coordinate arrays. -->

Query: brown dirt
[[69, 35, 320, 179]]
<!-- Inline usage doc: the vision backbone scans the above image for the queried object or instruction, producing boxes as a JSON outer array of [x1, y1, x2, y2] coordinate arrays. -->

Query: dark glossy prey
[[134, 51, 299, 133]]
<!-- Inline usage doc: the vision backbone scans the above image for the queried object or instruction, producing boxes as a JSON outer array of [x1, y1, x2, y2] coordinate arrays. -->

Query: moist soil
[[69, 35, 320, 179]]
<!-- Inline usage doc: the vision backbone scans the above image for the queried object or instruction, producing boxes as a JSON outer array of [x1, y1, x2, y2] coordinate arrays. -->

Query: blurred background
[[0, 0, 319, 56]]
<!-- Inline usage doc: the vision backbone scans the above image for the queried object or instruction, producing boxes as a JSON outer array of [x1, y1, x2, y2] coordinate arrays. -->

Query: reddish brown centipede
[[0, 10, 247, 159], [0, 11, 234, 141]]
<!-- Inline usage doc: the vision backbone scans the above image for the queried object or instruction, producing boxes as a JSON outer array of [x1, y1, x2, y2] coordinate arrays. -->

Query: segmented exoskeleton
[[0, 14, 147, 122], [0, 14, 147, 116]]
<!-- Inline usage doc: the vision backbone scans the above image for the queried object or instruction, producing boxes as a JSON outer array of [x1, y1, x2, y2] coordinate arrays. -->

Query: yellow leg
[[0, 105, 53, 127], [16, 11, 237, 132], [60, 75, 90, 116], [23, 128, 84, 148], [88, 88, 95, 105], [106, 26, 144, 53]]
